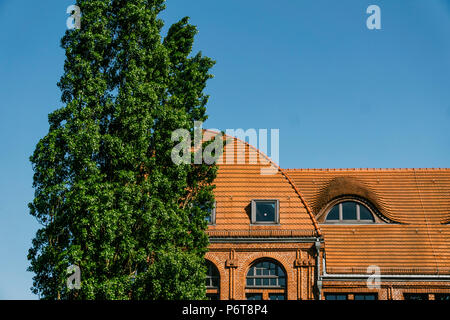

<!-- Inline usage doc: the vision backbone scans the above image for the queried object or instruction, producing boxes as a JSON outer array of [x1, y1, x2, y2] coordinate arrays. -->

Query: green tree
[[28, 0, 216, 299]]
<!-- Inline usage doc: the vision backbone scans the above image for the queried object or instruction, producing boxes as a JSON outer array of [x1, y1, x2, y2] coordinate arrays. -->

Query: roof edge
[[204, 129, 323, 237]]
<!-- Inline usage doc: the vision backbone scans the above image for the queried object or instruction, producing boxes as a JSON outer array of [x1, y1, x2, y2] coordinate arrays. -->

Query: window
[[192, 201, 216, 225], [246, 293, 262, 300], [404, 293, 429, 300], [206, 293, 219, 300], [325, 293, 377, 300], [206, 261, 219, 288], [435, 294, 450, 301], [246, 259, 286, 300], [354, 294, 377, 300], [325, 201, 375, 223], [205, 202, 216, 225], [251, 200, 279, 224], [325, 294, 348, 300], [246, 260, 286, 288], [205, 261, 220, 300]]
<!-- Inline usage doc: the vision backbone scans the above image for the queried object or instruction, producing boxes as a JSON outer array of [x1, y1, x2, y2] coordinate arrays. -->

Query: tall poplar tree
[[28, 0, 216, 299]]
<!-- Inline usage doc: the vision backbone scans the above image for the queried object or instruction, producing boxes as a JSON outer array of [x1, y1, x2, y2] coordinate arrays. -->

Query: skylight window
[[251, 200, 279, 224]]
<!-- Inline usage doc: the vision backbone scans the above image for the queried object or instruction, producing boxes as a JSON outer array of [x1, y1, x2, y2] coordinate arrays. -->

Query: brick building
[[203, 132, 450, 300]]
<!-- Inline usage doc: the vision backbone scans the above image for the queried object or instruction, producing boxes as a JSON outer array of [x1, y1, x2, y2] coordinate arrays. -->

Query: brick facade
[[203, 133, 450, 300], [206, 242, 318, 300]]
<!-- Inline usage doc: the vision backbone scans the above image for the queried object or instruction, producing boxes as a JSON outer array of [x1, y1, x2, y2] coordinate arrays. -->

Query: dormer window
[[325, 201, 375, 223], [251, 200, 279, 224]]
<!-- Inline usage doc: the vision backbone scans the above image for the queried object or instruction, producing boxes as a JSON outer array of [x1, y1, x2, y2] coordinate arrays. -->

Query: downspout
[[315, 238, 322, 300]]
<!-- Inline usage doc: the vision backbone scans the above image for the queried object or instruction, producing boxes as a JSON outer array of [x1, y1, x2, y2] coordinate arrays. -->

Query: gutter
[[209, 237, 320, 243], [321, 273, 450, 281]]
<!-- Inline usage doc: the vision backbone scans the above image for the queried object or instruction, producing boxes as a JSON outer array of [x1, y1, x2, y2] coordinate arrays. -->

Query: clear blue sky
[[0, 0, 448, 299]]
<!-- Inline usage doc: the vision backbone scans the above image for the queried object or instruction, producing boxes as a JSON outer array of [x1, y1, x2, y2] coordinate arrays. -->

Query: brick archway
[[236, 252, 294, 300], [204, 255, 224, 299]]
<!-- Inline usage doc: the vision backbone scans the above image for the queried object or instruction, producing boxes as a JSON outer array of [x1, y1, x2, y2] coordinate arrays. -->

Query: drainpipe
[[315, 238, 322, 300]]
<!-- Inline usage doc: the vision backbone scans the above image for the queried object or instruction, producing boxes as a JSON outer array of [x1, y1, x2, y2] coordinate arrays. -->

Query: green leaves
[[28, 0, 215, 300]]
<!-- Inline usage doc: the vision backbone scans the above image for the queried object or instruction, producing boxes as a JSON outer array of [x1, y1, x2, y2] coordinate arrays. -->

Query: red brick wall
[[206, 242, 318, 300], [206, 243, 450, 300]]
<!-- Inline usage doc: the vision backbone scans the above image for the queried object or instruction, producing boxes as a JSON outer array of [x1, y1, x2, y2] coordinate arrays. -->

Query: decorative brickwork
[[204, 133, 450, 300]]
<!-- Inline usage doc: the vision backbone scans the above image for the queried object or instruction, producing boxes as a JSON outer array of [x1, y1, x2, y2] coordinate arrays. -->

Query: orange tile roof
[[205, 131, 450, 275], [284, 168, 450, 274], [321, 224, 450, 275], [205, 132, 321, 237], [284, 168, 450, 224]]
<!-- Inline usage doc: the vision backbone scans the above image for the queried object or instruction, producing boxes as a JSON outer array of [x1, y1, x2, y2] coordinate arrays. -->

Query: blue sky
[[0, 0, 448, 299]]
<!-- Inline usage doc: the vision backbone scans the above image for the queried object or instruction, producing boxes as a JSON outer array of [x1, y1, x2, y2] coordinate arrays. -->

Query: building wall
[[321, 281, 450, 300], [206, 241, 318, 300], [204, 136, 450, 300], [206, 242, 450, 300]]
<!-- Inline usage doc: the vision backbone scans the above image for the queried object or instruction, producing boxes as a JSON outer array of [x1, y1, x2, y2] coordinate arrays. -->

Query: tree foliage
[[28, 0, 216, 299]]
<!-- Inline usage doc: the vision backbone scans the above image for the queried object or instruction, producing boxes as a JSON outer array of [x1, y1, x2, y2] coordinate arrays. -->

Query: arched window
[[205, 261, 220, 300], [245, 260, 286, 300], [325, 201, 375, 223]]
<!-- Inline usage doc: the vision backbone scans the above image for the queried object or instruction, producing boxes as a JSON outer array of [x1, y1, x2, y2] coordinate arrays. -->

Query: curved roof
[[204, 131, 321, 238], [204, 131, 450, 275], [283, 168, 450, 274], [320, 224, 450, 275], [284, 168, 450, 224]]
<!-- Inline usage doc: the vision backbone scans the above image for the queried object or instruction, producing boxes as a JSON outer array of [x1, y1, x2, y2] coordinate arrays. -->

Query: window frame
[[206, 201, 216, 225], [404, 293, 429, 300], [269, 293, 285, 300], [325, 293, 348, 300], [324, 200, 375, 224], [206, 293, 220, 300], [354, 293, 378, 300], [245, 259, 287, 300], [251, 199, 280, 225], [246, 293, 263, 300], [246, 261, 286, 289], [205, 261, 220, 289], [435, 293, 450, 301]]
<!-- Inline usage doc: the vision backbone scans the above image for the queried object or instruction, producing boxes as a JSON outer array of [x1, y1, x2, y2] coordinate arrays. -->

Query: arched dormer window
[[325, 200, 375, 223]]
